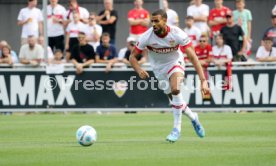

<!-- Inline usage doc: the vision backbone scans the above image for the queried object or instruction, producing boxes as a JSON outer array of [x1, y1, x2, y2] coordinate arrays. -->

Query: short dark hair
[[78, 32, 86, 36], [236, 0, 245, 3], [152, 9, 167, 19], [217, 33, 224, 38], [27, 35, 35, 38], [186, 15, 194, 20], [102, 32, 110, 38], [54, 49, 63, 54], [263, 36, 273, 42]]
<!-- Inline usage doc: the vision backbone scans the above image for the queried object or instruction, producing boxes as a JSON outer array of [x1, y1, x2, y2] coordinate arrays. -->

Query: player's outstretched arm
[[129, 48, 149, 79], [184, 46, 210, 95]]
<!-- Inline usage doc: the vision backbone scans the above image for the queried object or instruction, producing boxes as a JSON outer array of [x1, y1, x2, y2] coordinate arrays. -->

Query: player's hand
[[138, 69, 149, 79], [201, 79, 210, 95]]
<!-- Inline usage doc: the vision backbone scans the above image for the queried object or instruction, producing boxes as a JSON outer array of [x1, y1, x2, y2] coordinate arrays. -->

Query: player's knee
[[171, 89, 180, 95]]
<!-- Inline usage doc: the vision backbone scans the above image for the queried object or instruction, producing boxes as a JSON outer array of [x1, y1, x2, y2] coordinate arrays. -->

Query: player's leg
[[165, 72, 184, 142], [169, 72, 185, 131], [169, 72, 205, 138]]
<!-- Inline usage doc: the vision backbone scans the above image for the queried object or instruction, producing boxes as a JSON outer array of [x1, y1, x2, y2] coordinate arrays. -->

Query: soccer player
[[129, 9, 210, 143]]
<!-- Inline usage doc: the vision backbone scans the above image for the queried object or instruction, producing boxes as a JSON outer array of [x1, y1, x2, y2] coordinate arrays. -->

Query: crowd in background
[[0, 0, 276, 74]]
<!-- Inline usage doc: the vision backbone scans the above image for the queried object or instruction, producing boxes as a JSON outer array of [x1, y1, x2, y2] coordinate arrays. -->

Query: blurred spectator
[[184, 16, 201, 47], [233, 0, 252, 57], [272, 5, 276, 15], [17, 0, 43, 45], [46, 49, 65, 74], [19, 35, 44, 66], [195, 34, 213, 67], [85, 12, 103, 51], [220, 11, 246, 62], [212, 34, 233, 68], [106, 36, 146, 72], [49, 49, 65, 64], [95, 33, 117, 63], [0, 41, 19, 63], [233, 0, 252, 41], [163, 0, 179, 26], [65, 12, 87, 61], [208, 0, 231, 43], [127, 0, 150, 41], [187, 0, 209, 33], [262, 14, 276, 47], [47, 0, 67, 52], [65, 0, 89, 25], [97, 0, 118, 45], [189, 0, 195, 5], [256, 37, 276, 62], [38, 36, 54, 61], [0, 45, 13, 65], [194, 34, 212, 97], [71, 32, 95, 74]]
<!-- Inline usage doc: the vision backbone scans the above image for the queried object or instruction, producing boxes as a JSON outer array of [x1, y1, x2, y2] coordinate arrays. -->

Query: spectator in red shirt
[[208, 0, 231, 43], [195, 34, 212, 99], [128, 0, 150, 41], [195, 34, 213, 67]]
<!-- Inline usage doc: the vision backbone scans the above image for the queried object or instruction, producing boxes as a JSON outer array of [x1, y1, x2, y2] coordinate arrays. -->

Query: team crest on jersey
[[204, 50, 207, 53], [221, 11, 225, 16], [112, 81, 128, 98], [169, 40, 176, 47]]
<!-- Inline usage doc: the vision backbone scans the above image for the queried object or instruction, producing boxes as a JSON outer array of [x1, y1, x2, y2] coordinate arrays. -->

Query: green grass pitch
[[0, 112, 276, 166]]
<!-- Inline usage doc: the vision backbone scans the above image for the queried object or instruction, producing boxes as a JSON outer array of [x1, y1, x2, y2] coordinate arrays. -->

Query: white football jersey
[[256, 46, 276, 59], [66, 22, 87, 38], [17, 7, 43, 38], [166, 9, 179, 26], [135, 26, 191, 70], [47, 4, 67, 37], [212, 45, 233, 60], [184, 26, 201, 47], [187, 4, 209, 33], [66, 7, 89, 21]]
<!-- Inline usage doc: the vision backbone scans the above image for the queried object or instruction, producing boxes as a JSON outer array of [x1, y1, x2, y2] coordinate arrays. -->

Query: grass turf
[[0, 112, 276, 166]]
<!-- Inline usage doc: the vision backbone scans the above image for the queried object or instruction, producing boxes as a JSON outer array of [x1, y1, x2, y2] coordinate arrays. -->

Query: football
[[76, 125, 97, 146]]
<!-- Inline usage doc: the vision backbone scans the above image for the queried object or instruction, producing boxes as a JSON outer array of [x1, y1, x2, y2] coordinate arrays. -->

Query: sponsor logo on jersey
[[147, 45, 179, 54]]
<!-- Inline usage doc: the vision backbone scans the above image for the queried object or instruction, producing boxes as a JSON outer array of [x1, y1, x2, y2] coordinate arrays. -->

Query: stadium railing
[[1, 61, 276, 69]]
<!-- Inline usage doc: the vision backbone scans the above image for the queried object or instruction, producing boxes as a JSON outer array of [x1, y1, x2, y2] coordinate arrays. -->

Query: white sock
[[183, 105, 196, 121], [171, 94, 184, 132]]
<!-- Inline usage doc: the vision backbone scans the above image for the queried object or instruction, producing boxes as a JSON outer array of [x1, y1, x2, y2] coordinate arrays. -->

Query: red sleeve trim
[[134, 46, 143, 54], [180, 42, 193, 53]]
